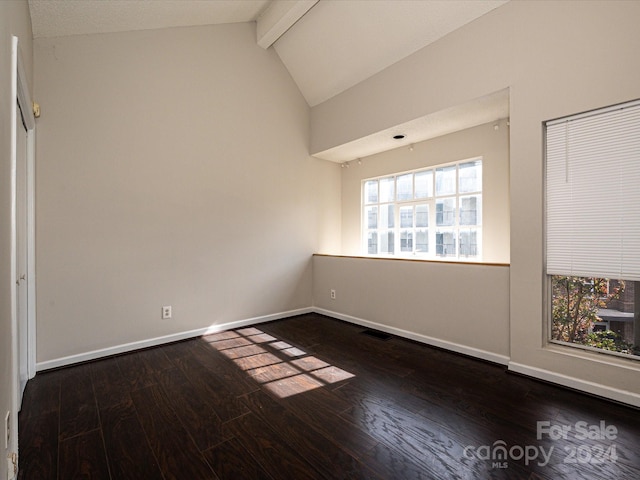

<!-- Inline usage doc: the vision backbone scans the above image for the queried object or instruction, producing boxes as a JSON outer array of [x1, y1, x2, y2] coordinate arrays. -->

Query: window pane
[[416, 204, 428, 227], [364, 180, 378, 204], [460, 195, 482, 226], [365, 206, 378, 229], [415, 170, 433, 199], [367, 231, 378, 254], [380, 204, 394, 228], [459, 229, 479, 257], [459, 160, 482, 193], [436, 198, 455, 226], [435, 165, 456, 196], [379, 177, 395, 203], [400, 206, 413, 228], [551, 276, 638, 358], [416, 229, 428, 253], [397, 174, 413, 201], [380, 231, 394, 254], [400, 230, 413, 252], [436, 229, 456, 257]]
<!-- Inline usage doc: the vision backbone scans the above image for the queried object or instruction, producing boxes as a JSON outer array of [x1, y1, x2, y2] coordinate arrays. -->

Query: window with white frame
[[363, 158, 482, 260], [545, 99, 640, 358]]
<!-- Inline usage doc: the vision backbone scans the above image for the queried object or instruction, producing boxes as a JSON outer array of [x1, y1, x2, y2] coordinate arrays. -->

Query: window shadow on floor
[[200, 326, 355, 398]]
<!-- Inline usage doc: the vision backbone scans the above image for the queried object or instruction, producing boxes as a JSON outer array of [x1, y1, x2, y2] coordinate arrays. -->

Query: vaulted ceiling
[[28, 0, 510, 161], [29, 0, 507, 106]]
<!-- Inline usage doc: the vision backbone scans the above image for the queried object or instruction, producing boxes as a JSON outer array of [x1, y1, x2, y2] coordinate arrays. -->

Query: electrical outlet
[[330, 289, 336, 300], [4, 411, 9, 449], [161, 306, 172, 319]]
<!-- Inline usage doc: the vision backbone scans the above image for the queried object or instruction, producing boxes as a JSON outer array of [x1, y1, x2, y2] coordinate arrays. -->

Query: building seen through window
[[362, 158, 482, 260]]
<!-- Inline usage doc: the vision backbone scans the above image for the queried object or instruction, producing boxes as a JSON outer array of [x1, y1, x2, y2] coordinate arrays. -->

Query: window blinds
[[546, 99, 640, 281]]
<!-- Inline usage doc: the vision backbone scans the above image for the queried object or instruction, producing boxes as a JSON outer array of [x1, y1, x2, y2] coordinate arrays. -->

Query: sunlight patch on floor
[[202, 326, 355, 398]]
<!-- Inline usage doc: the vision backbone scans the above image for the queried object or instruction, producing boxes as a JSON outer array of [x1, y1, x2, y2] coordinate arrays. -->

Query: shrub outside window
[[550, 276, 638, 357], [362, 159, 482, 260]]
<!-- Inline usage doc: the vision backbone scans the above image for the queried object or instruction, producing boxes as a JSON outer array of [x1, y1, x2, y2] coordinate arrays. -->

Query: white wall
[[0, 1, 33, 477], [339, 120, 510, 263], [34, 23, 341, 365], [24, 0, 640, 410], [311, 1, 640, 406], [319, 119, 511, 365], [313, 255, 510, 364]]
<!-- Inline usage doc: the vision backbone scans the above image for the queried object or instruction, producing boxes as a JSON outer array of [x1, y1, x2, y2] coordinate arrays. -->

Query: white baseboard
[[312, 307, 510, 366], [35, 307, 314, 371], [34, 306, 640, 409], [508, 362, 640, 408]]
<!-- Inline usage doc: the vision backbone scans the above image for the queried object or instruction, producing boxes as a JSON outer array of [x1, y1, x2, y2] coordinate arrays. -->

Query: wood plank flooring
[[18, 313, 640, 479]]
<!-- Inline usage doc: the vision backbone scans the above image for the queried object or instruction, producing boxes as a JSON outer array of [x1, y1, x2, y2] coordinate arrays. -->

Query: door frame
[[10, 35, 36, 452]]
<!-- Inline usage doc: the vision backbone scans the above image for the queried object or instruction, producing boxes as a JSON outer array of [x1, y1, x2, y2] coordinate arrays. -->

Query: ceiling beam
[[256, 0, 318, 49]]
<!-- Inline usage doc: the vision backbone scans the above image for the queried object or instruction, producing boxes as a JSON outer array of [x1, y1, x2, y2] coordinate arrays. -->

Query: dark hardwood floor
[[18, 313, 640, 479]]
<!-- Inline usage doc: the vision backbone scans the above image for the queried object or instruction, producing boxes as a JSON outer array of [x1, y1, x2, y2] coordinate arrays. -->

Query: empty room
[[2, 1, 640, 479]]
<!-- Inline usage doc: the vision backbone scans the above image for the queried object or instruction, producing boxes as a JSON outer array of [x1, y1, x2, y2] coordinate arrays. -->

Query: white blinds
[[546, 99, 640, 281]]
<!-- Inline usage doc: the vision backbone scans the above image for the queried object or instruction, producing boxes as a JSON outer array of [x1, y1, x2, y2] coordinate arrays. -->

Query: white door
[[16, 103, 28, 401]]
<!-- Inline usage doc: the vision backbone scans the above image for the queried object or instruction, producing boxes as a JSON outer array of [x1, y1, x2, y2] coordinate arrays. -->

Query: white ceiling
[[28, 0, 510, 162], [28, 0, 271, 37], [273, 0, 507, 107]]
